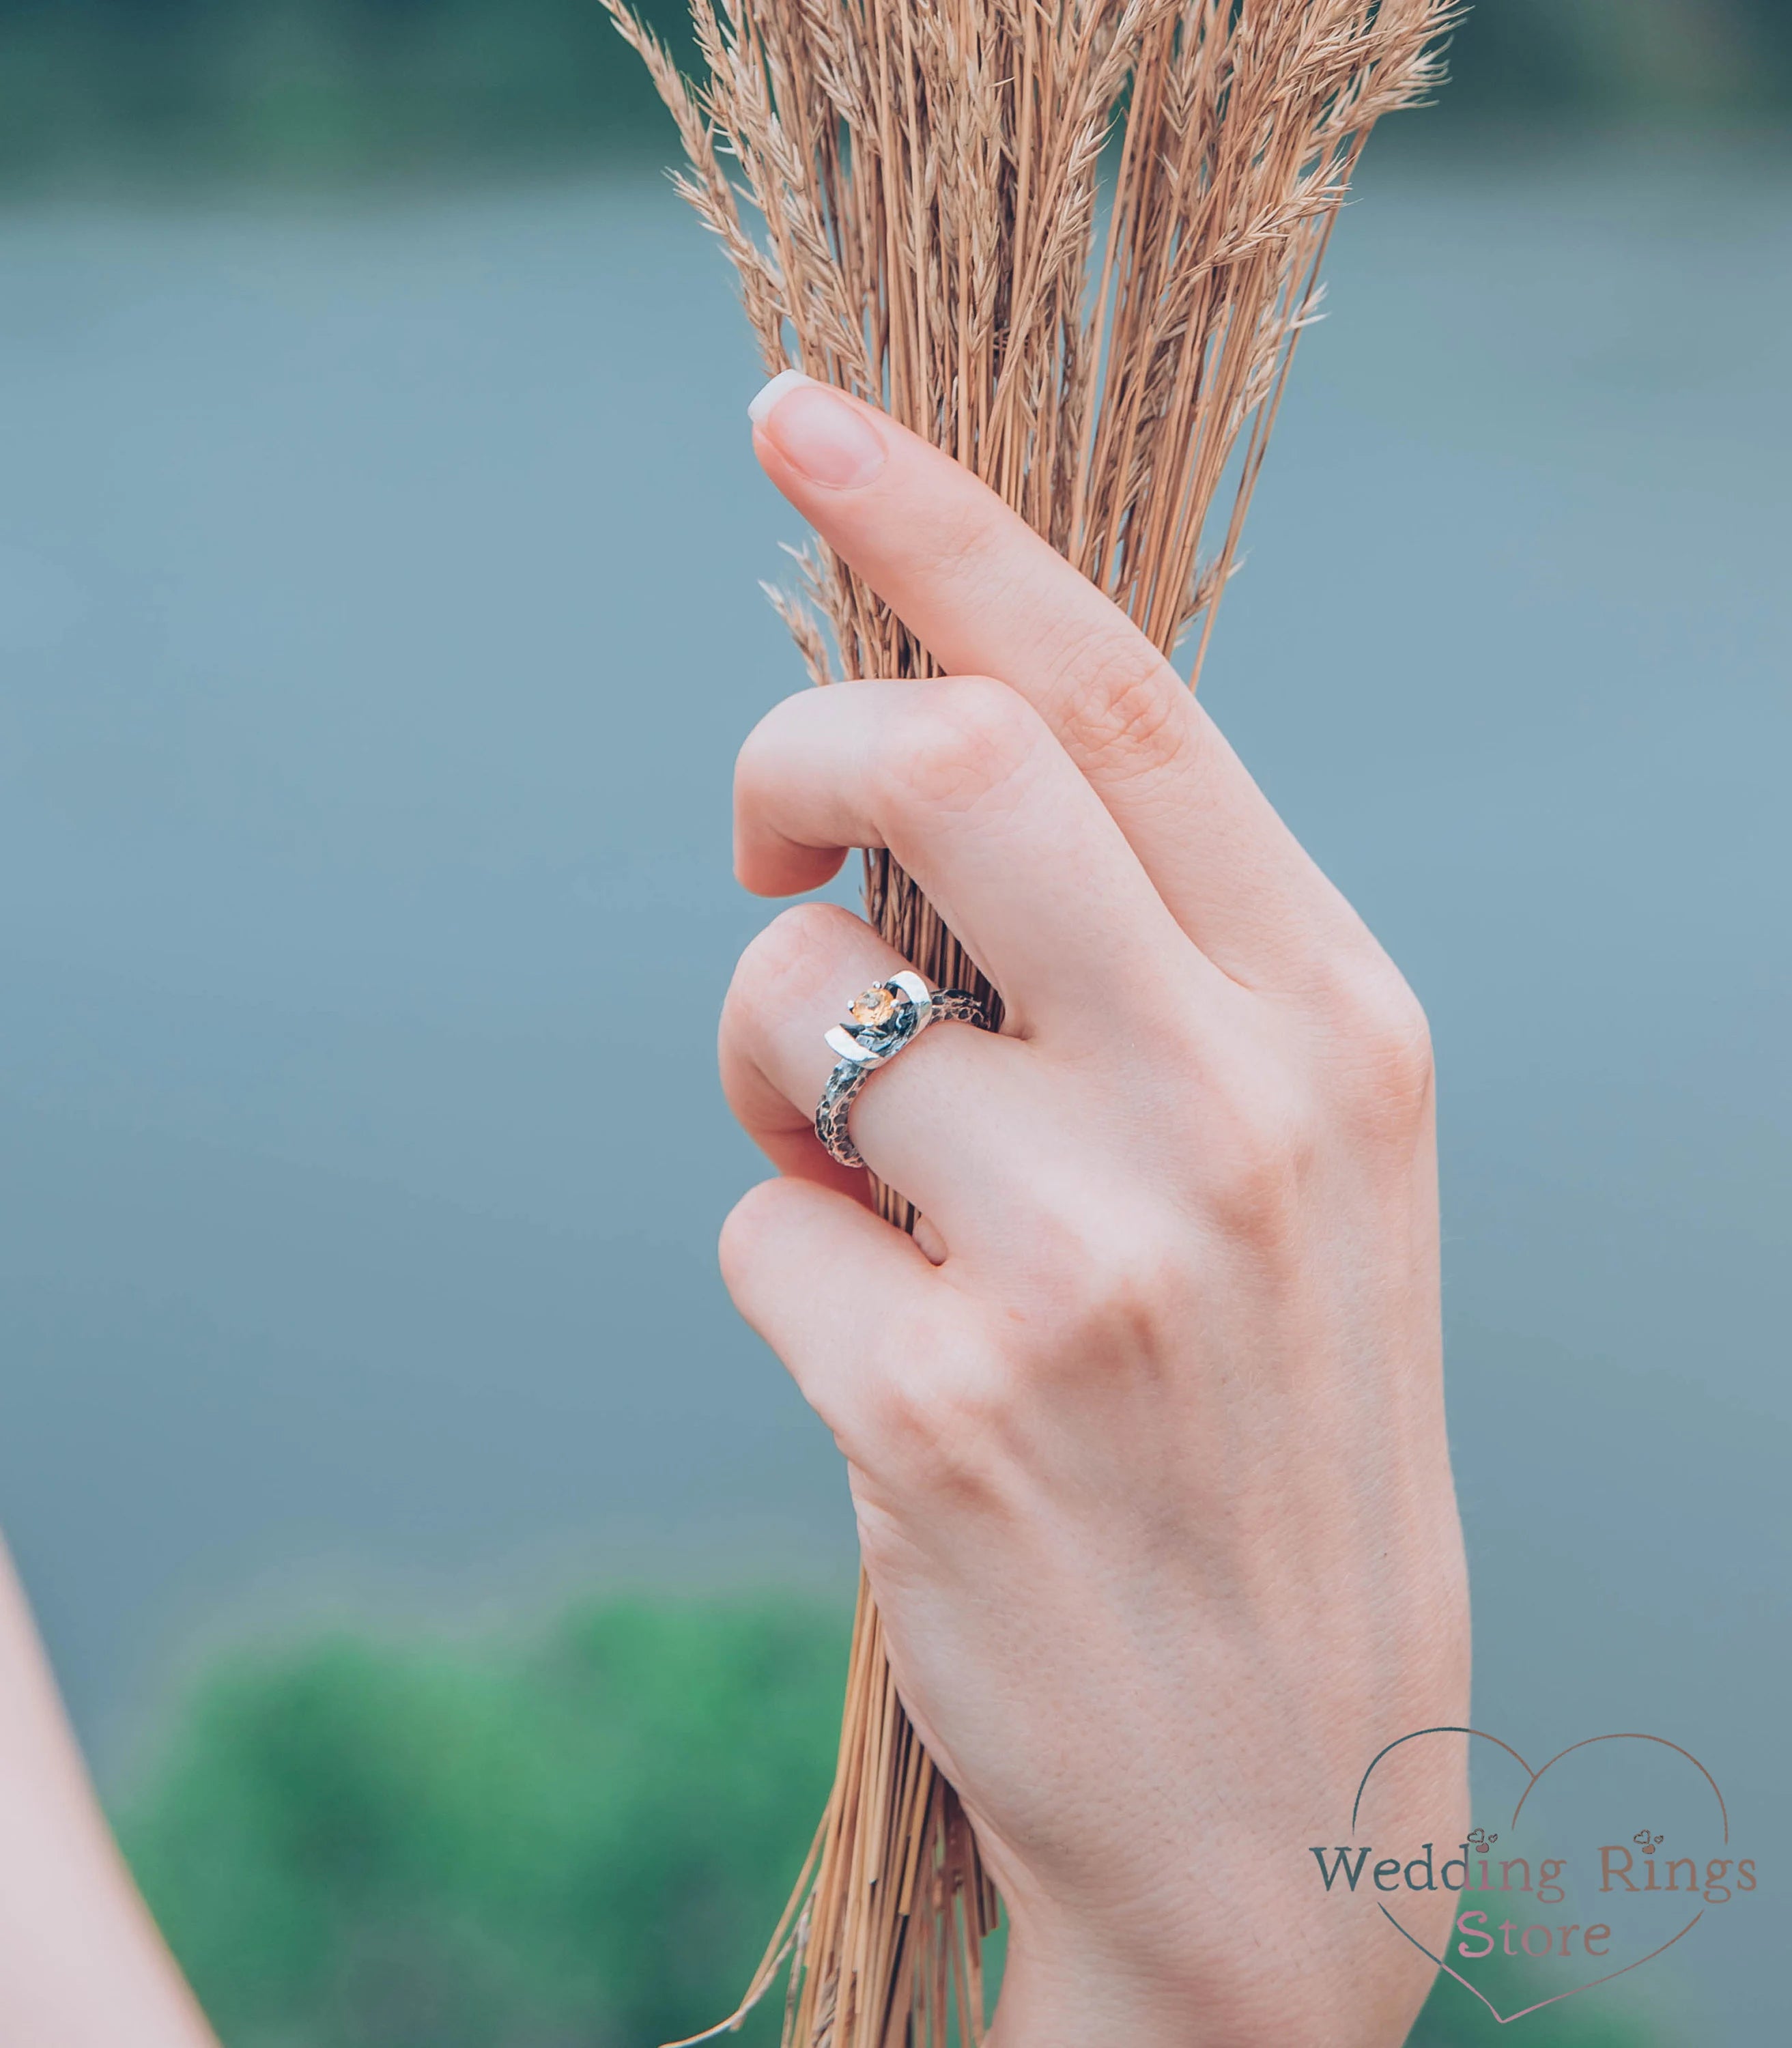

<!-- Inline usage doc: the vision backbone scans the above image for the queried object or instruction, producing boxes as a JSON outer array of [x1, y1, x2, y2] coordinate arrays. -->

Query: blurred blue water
[[0, 141, 1784, 2038]]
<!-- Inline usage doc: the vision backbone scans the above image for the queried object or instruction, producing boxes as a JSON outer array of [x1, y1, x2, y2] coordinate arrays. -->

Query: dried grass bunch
[[607, 0, 1454, 2039]]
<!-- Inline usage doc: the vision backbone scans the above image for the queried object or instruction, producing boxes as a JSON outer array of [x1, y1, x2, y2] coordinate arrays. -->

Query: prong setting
[[815, 978, 989, 1169]]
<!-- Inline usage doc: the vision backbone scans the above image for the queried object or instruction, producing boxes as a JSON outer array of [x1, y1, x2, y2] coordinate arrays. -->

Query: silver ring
[[814, 972, 988, 1168]]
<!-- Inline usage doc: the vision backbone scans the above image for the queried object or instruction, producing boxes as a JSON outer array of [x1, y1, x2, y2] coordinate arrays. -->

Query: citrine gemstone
[[849, 984, 899, 1027]]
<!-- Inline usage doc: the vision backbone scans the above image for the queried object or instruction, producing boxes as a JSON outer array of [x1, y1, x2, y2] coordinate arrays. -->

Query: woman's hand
[[720, 378, 1470, 2047]]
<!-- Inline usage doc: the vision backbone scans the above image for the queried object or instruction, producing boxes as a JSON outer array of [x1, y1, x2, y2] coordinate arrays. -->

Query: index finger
[[748, 372, 1374, 992]]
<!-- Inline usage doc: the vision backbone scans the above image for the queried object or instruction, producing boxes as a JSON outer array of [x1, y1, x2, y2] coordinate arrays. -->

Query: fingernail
[[745, 368, 816, 425], [748, 372, 887, 490]]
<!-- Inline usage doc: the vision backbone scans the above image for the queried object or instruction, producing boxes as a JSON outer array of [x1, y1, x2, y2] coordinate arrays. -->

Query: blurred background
[[0, 3, 1786, 2043]]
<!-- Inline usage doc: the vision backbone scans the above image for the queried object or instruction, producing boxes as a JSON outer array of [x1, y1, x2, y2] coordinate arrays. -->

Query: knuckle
[[879, 677, 1039, 817], [864, 1359, 1012, 1500], [1081, 1229, 1190, 1356], [909, 492, 1021, 598], [716, 1180, 816, 1323], [716, 1178, 780, 1280], [1047, 623, 1186, 781], [1324, 961, 1436, 1127], [726, 900, 859, 1016], [1201, 1080, 1321, 1247], [733, 686, 808, 796], [1016, 1197, 1194, 1367]]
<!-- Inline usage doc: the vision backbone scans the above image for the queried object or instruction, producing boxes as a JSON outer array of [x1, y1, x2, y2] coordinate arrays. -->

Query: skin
[[0, 380, 1466, 2047], [721, 379, 1470, 2045], [0, 1541, 218, 2046]]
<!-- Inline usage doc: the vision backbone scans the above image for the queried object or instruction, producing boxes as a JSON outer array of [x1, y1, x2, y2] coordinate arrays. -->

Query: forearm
[[0, 1540, 216, 2048]]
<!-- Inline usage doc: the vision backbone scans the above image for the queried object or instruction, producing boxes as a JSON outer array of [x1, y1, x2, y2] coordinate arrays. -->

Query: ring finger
[[720, 899, 1025, 1251]]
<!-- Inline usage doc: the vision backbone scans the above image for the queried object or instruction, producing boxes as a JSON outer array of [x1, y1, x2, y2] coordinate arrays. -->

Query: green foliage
[[0, 0, 1787, 186], [0, 0, 698, 184], [119, 1596, 849, 2048], [1443, 0, 1792, 117], [117, 1590, 1672, 2048]]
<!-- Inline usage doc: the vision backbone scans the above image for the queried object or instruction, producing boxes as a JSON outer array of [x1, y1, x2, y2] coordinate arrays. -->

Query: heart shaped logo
[[1331, 1726, 1746, 2025]]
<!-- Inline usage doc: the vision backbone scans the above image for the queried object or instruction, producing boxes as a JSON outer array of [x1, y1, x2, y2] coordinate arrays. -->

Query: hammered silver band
[[815, 971, 987, 1168]]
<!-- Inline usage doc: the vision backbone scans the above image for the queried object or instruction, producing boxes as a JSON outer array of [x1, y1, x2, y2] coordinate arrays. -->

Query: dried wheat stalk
[[606, 1, 1454, 2039]]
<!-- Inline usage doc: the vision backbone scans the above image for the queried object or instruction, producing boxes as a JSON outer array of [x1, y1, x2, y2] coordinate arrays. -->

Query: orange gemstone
[[849, 984, 898, 1027]]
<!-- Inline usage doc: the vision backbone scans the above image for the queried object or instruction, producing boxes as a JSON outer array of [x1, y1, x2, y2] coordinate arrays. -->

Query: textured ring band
[[814, 970, 988, 1169]]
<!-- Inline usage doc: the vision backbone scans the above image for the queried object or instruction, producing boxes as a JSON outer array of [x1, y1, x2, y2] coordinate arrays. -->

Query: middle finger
[[734, 674, 1220, 1039]]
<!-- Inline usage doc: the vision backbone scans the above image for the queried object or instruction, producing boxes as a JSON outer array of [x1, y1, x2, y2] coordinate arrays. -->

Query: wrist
[[990, 1905, 1427, 2048], [990, 1960, 1192, 2048], [989, 1909, 1214, 2048]]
